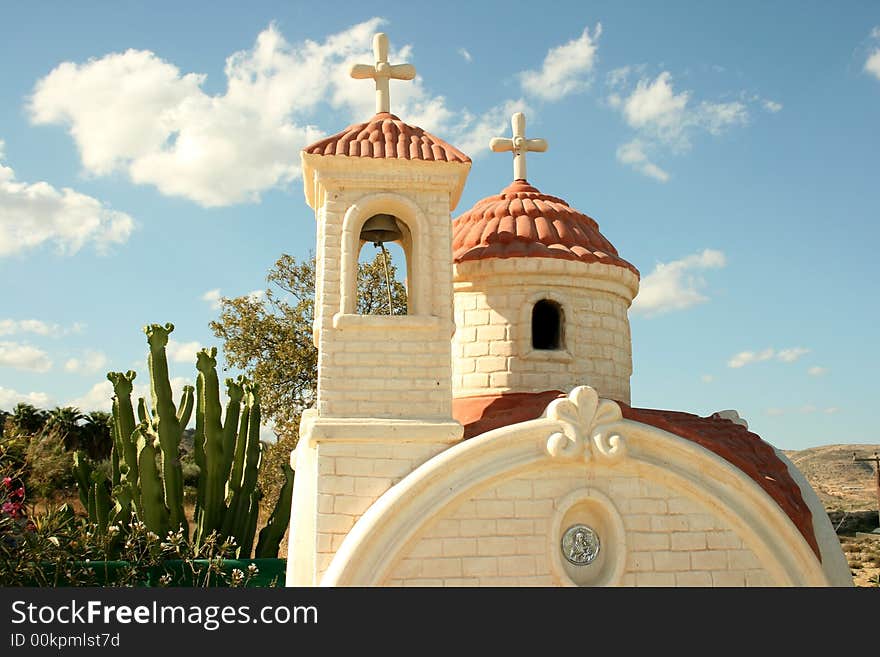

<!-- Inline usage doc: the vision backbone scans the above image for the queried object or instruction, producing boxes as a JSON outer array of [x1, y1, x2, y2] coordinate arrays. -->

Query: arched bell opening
[[356, 213, 410, 315], [532, 299, 564, 350]]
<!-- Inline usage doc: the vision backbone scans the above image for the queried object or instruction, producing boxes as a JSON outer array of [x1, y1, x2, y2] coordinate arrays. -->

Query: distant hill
[[784, 444, 880, 512]]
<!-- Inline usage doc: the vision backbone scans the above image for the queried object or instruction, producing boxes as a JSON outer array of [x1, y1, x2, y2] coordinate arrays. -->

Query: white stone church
[[285, 33, 850, 587]]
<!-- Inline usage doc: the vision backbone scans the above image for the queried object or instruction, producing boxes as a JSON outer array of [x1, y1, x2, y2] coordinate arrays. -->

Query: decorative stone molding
[[544, 386, 626, 464]]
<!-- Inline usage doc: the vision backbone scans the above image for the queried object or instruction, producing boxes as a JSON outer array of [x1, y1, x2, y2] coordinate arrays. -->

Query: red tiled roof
[[452, 391, 819, 559], [451, 180, 638, 276], [302, 112, 470, 163]]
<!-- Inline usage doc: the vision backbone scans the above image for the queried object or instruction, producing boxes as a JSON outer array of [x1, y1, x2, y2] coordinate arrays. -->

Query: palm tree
[[44, 406, 85, 452], [81, 411, 114, 461], [9, 403, 47, 437]]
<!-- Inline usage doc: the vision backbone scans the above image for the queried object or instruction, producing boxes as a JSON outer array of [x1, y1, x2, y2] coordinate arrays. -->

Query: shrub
[[24, 430, 75, 500]]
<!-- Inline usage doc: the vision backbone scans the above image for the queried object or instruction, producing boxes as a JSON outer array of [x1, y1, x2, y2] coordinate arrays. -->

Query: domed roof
[[452, 179, 638, 277], [303, 112, 470, 163]]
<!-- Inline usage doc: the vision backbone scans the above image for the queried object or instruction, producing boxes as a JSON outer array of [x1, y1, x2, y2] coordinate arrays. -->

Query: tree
[[80, 411, 113, 461], [44, 406, 85, 452], [210, 251, 407, 441], [8, 403, 47, 437]]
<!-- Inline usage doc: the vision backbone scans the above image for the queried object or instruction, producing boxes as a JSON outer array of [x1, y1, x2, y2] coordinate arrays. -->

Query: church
[[285, 33, 850, 587]]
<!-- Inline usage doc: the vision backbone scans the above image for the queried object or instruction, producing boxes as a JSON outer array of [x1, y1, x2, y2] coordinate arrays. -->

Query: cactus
[[74, 322, 293, 559], [72, 452, 112, 533], [144, 323, 192, 535], [255, 462, 294, 558], [135, 422, 169, 537]]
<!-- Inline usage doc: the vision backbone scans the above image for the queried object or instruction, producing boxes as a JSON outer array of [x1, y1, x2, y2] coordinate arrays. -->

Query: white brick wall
[[383, 466, 774, 587], [452, 259, 636, 404], [314, 440, 448, 582]]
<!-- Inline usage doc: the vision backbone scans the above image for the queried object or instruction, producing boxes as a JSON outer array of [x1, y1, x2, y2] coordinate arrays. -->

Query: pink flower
[[2, 477, 11, 488], [2, 501, 22, 518]]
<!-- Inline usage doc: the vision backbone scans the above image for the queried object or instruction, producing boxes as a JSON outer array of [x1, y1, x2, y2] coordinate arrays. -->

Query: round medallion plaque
[[561, 524, 600, 566]]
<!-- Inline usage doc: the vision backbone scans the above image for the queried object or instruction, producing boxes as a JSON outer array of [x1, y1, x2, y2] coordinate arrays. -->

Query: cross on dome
[[489, 112, 548, 182], [350, 33, 416, 115]]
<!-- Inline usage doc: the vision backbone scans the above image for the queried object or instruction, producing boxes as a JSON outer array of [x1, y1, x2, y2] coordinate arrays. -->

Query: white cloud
[[727, 346, 810, 368], [763, 100, 783, 113], [616, 140, 669, 182], [824, 407, 839, 415], [28, 21, 388, 207], [0, 386, 51, 409], [866, 28, 880, 79], [777, 347, 810, 363], [458, 48, 472, 63], [0, 319, 68, 337], [866, 49, 880, 80], [701, 375, 714, 383], [28, 19, 539, 204], [452, 98, 532, 159], [64, 350, 108, 375], [247, 289, 266, 302], [70, 375, 194, 414], [807, 366, 828, 377], [68, 380, 114, 412], [166, 339, 202, 364], [728, 348, 775, 369], [765, 407, 785, 417], [631, 249, 726, 316], [202, 288, 222, 310], [0, 341, 52, 372], [607, 71, 750, 180], [799, 404, 817, 414], [0, 140, 135, 257], [519, 24, 602, 101]]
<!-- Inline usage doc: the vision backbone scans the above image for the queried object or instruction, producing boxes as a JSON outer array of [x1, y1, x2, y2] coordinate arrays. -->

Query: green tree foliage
[[210, 251, 407, 508]]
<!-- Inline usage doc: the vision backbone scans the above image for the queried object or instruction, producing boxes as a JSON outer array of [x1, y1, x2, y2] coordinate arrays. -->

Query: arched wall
[[321, 387, 839, 587]]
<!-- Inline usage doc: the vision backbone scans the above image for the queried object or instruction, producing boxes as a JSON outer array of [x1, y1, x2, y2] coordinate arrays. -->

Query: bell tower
[[288, 33, 472, 585]]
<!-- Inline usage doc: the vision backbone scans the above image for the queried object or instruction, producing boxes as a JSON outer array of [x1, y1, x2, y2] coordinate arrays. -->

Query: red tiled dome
[[452, 180, 638, 276], [303, 112, 470, 163], [452, 391, 819, 559]]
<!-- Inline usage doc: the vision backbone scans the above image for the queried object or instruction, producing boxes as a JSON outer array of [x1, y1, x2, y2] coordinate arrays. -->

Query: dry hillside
[[784, 444, 880, 513]]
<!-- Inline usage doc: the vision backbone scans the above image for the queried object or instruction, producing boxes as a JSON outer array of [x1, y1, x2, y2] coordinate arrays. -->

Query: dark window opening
[[532, 300, 563, 350]]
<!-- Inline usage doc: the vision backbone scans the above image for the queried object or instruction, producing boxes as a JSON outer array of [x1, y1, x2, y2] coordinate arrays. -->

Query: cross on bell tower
[[350, 33, 416, 115], [489, 112, 548, 181]]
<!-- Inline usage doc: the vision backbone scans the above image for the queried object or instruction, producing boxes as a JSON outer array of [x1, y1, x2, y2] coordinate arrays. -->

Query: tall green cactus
[[75, 322, 293, 558], [256, 462, 294, 558], [144, 323, 192, 536]]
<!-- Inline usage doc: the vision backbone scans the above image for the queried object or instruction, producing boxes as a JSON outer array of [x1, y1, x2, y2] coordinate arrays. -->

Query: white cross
[[349, 33, 416, 115], [489, 112, 548, 181]]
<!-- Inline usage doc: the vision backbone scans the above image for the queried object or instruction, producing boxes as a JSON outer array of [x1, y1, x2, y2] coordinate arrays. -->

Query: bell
[[360, 214, 403, 244]]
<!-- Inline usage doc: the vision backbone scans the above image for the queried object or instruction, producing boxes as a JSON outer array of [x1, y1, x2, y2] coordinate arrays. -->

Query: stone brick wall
[[314, 441, 448, 580], [383, 466, 775, 587], [452, 259, 636, 404]]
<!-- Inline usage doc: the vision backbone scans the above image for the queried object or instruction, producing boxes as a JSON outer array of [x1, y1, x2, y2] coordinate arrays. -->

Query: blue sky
[[0, 1, 878, 450]]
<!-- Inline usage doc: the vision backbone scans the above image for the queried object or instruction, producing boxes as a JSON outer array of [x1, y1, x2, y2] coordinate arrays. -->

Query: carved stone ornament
[[561, 524, 601, 566], [545, 386, 626, 463]]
